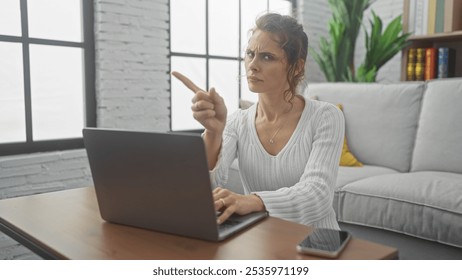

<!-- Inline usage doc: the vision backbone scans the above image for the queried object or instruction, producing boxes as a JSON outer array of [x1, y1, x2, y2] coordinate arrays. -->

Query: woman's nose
[[247, 57, 259, 72]]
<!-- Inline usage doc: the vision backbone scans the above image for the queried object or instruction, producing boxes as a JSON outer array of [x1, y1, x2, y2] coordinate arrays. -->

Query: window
[[170, 0, 294, 131], [0, 0, 95, 156]]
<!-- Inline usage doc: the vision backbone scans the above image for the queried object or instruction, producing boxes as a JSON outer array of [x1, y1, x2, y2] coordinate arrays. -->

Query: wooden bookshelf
[[401, 0, 462, 81], [409, 30, 462, 41], [400, 32, 462, 81]]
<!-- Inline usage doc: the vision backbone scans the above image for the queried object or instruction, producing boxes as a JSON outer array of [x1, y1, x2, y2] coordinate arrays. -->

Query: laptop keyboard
[[218, 219, 242, 231]]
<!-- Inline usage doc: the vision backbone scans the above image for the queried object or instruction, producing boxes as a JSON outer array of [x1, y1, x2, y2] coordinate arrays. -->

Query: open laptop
[[82, 127, 268, 241]]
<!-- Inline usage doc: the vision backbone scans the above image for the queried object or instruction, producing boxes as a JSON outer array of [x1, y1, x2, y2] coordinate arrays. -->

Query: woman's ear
[[295, 59, 305, 77]]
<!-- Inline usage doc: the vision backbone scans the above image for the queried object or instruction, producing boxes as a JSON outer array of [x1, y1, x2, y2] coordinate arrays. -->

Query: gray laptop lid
[[83, 128, 267, 241]]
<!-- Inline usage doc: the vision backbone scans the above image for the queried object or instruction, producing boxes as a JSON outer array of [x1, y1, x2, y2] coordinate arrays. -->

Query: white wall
[[95, 0, 170, 130], [298, 0, 331, 84]]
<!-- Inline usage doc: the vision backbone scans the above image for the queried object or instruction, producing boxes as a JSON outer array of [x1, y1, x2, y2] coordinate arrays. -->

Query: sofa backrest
[[411, 78, 462, 174], [305, 82, 425, 172]]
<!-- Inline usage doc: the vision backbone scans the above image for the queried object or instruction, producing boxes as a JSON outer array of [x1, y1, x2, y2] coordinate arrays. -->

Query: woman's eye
[[245, 51, 273, 61], [263, 54, 271, 60]]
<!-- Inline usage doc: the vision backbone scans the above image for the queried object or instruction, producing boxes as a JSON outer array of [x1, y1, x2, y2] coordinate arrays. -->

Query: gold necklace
[[269, 124, 283, 144], [261, 103, 294, 145]]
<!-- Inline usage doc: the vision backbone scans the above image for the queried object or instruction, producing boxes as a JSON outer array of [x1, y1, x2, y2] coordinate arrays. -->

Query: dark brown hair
[[252, 13, 308, 101]]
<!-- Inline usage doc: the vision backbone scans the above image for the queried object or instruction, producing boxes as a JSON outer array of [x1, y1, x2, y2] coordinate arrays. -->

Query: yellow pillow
[[337, 104, 363, 167]]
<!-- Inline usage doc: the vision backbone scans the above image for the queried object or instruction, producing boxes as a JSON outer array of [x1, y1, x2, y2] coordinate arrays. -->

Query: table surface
[[0, 187, 398, 260]]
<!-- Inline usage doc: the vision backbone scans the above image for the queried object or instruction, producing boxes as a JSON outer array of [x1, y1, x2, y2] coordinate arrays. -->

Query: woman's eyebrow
[[260, 51, 282, 59], [249, 48, 276, 55], [246, 47, 281, 57]]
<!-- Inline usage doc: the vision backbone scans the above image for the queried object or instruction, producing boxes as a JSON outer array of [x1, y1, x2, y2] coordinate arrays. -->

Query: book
[[422, 0, 429, 35], [403, 0, 411, 33], [435, 0, 445, 33], [437, 48, 456, 78], [414, 0, 425, 35], [415, 48, 426, 81], [425, 48, 437, 80], [408, 0, 417, 34], [406, 48, 417, 81], [444, 0, 462, 32], [427, 0, 437, 34]]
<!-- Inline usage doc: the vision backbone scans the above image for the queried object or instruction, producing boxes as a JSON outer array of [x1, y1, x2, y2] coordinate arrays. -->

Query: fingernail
[[217, 218, 221, 224]]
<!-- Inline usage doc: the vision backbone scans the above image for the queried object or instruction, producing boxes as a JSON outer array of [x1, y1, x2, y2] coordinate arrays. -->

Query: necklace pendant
[[269, 139, 274, 144]]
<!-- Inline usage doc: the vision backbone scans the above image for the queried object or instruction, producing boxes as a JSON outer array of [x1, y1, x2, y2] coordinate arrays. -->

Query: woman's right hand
[[171, 71, 227, 135]]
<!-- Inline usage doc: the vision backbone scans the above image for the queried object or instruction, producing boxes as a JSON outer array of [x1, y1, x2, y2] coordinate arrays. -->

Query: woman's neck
[[257, 94, 296, 122]]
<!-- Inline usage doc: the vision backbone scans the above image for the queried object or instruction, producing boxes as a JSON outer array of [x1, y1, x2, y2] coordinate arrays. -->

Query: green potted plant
[[310, 0, 412, 82]]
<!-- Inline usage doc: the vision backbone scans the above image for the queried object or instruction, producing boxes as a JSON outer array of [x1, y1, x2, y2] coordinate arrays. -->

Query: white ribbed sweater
[[210, 97, 345, 229]]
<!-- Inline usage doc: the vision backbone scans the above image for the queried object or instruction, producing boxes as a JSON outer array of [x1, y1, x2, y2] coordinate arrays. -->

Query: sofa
[[225, 78, 462, 259]]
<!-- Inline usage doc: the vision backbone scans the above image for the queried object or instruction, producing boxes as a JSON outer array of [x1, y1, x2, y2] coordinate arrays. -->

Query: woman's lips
[[247, 76, 262, 82]]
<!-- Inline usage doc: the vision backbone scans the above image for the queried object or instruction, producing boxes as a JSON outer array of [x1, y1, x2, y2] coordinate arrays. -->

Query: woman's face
[[244, 30, 289, 96]]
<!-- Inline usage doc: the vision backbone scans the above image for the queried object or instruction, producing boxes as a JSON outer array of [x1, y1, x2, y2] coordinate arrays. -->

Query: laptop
[[82, 127, 268, 241]]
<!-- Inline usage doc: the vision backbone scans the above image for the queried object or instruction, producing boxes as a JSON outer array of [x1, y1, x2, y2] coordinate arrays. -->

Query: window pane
[[209, 59, 239, 115], [0, 0, 22, 36], [208, 0, 239, 57], [171, 56, 206, 131], [240, 61, 258, 103], [0, 42, 25, 143], [171, 0, 206, 54], [269, 0, 292, 15], [29, 45, 84, 141], [241, 0, 268, 52], [27, 0, 82, 42]]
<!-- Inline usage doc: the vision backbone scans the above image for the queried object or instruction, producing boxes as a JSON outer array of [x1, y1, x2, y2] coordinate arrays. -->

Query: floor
[[339, 222, 462, 260]]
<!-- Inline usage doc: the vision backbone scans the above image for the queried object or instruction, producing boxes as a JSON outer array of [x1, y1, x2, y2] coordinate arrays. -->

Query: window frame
[[0, 0, 96, 156], [169, 0, 296, 132]]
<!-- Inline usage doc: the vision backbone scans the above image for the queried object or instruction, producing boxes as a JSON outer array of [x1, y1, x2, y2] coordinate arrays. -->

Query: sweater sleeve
[[254, 104, 344, 227], [209, 110, 240, 188]]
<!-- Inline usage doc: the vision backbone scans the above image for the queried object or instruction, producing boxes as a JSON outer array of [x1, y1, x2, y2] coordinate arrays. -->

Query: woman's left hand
[[213, 187, 266, 224]]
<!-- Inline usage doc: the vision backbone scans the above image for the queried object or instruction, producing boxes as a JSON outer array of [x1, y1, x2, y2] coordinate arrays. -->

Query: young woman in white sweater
[[172, 13, 344, 230]]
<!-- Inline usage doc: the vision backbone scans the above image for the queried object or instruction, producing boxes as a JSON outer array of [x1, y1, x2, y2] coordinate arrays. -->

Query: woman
[[172, 13, 344, 230]]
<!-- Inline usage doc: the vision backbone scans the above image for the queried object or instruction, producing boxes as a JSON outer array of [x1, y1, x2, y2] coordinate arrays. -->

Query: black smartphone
[[296, 228, 352, 258]]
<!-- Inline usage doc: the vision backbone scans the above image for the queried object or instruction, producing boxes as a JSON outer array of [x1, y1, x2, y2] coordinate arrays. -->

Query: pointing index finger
[[171, 71, 204, 94]]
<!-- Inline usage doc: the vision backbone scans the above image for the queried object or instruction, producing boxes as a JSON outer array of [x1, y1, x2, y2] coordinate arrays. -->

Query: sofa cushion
[[335, 165, 399, 189], [337, 172, 462, 248], [340, 137, 363, 167], [311, 97, 363, 167], [411, 78, 462, 174], [333, 165, 399, 215], [337, 104, 363, 167], [305, 82, 425, 172]]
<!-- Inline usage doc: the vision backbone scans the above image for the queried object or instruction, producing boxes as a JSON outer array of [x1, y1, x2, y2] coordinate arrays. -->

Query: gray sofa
[[226, 78, 462, 259]]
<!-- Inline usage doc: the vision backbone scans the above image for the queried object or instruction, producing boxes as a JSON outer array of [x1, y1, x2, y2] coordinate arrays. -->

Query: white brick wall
[[0, 150, 92, 199], [301, 0, 404, 83], [299, 0, 331, 84], [0, 149, 92, 259], [95, 0, 170, 131]]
